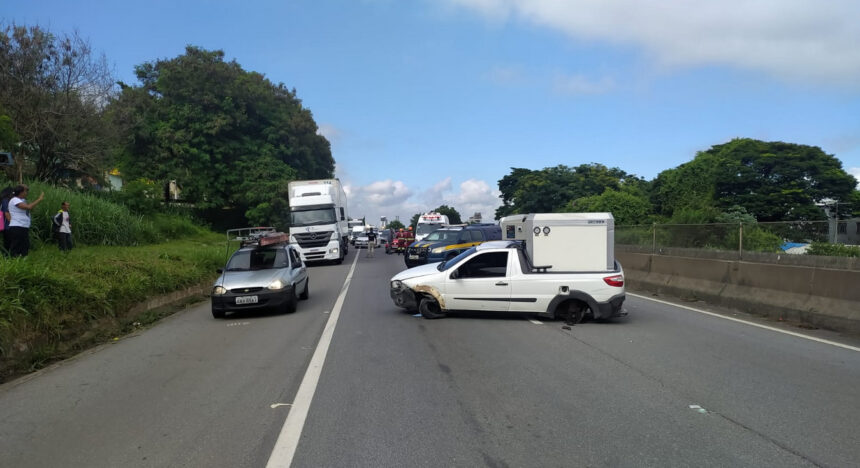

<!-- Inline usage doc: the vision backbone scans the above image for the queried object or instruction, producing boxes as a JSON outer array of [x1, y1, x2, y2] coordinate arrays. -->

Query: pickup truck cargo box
[[500, 213, 615, 272]]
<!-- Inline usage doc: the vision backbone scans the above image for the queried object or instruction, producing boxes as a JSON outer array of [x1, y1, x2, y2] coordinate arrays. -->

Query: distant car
[[354, 234, 369, 248], [210, 242, 309, 318]]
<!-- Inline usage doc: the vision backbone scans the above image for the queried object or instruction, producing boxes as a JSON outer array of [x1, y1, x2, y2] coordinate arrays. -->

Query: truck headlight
[[330, 247, 339, 254], [268, 279, 286, 290], [212, 285, 227, 296]]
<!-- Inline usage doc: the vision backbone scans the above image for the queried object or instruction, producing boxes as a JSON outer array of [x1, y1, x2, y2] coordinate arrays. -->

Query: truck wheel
[[299, 279, 309, 300], [559, 301, 584, 325], [419, 297, 445, 319]]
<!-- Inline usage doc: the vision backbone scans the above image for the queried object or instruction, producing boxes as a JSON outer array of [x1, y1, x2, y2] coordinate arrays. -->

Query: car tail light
[[603, 275, 624, 287]]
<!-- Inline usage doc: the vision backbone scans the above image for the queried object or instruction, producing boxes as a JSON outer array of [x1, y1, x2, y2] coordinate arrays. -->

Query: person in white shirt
[[8, 184, 44, 257], [52, 201, 73, 251]]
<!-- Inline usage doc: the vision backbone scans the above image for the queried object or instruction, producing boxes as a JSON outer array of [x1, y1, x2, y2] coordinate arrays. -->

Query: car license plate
[[236, 295, 258, 305], [409, 254, 418, 260]]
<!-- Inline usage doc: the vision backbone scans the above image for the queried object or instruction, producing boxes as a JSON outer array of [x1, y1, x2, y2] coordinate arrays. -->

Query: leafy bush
[[806, 242, 860, 257], [10, 181, 206, 248]]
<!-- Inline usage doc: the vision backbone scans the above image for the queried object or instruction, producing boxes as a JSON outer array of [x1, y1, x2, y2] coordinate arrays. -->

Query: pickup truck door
[[444, 251, 512, 312]]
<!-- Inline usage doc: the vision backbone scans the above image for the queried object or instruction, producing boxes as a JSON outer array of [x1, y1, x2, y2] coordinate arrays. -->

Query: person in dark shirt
[[366, 228, 377, 257]]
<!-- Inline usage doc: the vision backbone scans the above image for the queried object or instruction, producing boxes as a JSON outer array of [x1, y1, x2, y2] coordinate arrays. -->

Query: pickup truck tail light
[[603, 275, 624, 287]]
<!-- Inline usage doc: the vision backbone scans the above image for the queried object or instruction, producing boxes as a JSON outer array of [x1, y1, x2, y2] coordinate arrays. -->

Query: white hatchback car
[[210, 243, 309, 318]]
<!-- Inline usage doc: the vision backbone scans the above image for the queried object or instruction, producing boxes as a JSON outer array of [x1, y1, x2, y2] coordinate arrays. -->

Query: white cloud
[[445, 0, 860, 86], [848, 167, 860, 188], [316, 123, 342, 142], [341, 177, 502, 226], [486, 65, 529, 86], [553, 74, 615, 95]]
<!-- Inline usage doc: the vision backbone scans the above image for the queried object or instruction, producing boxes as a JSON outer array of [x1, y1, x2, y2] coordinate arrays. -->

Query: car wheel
[[558, 301, 584, 325], [299, 278, 309, 300], [419, 297, 445, 319], [211, 307, 225, 319], [285, 287, 298, 313]]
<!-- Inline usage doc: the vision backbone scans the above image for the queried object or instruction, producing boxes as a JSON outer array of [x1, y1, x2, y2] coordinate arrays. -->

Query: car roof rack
[[224, 228, 290, 261]]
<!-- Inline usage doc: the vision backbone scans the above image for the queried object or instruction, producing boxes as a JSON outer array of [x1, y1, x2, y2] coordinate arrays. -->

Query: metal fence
[[616, 221, 858, 258]]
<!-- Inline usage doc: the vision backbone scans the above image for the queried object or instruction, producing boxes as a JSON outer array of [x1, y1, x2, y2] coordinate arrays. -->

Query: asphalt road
[[1, 247, 858, 467]]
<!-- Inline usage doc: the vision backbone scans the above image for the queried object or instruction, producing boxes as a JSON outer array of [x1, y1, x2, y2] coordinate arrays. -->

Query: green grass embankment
[[0, 234, 225, 382], [0, 181, 231, 383]]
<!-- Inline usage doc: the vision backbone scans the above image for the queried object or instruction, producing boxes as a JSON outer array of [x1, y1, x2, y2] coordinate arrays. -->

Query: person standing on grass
[[8, 184, 44, 257], [0, 187, 11, 255], [52, 201, 73, 252]]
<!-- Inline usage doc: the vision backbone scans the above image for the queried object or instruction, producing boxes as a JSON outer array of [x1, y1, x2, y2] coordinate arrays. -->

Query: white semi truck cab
[[288, 179, 348, 264]]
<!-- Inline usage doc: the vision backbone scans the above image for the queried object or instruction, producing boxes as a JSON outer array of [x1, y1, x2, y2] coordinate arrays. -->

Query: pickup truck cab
[[390, 240, 626, 320]]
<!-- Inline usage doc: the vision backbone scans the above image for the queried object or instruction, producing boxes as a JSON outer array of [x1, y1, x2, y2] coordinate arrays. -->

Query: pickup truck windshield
[[291, 208, 336, 226], [438, 246, 477, 271]]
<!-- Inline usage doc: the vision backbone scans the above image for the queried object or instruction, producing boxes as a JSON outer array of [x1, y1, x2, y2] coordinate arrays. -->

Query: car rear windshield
[[226, 248, 289, 271]]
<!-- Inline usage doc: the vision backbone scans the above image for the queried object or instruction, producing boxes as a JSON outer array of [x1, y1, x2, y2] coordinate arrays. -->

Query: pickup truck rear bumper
[[597, 294, 627, 318]]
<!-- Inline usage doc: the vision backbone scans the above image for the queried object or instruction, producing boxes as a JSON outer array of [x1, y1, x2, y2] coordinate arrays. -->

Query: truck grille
[[293, 231, 332, 248]]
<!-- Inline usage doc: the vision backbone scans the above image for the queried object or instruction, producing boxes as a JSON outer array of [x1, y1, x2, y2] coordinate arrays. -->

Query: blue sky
[[4, 0, 860, 225]]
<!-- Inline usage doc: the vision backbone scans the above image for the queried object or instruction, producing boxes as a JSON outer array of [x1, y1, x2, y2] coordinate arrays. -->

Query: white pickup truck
[[389, 240, 626, 320]]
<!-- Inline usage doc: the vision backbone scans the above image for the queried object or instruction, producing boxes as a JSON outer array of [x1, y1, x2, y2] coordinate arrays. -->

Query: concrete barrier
[[618, 252, 860, 335]]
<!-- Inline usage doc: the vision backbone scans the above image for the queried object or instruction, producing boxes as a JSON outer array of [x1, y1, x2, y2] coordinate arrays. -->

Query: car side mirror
[[450, 270, 459, 280], [217, 268, 223, 274]]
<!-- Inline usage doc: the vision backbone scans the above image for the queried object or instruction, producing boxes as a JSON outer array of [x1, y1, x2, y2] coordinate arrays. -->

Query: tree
[[0, 24, 115, 182], [496, 163, 645, 218], [652, 139, 857, 222], [410, 213, 421, 231], [433, 205, 462, 224], [107, 46, 334, 224], [387, 220, 405, 230], [569, 189, 653, 225]]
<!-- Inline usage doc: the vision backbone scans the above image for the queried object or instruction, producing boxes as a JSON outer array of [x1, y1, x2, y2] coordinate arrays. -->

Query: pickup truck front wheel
[[419, 297, 445, 319]]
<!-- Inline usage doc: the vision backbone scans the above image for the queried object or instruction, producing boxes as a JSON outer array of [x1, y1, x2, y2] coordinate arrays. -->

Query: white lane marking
[[528, 319, 543, 325], [266, 250, 360, 468], [227, 322, 250, 327], [689, 404, 708, 414], [629, 293, 860, 353], [322, 310, 330, 314], [270, 403, 292, 409]]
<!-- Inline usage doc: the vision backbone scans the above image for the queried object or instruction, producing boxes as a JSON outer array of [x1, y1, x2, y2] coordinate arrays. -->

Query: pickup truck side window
[[457, 252, 508, 278]]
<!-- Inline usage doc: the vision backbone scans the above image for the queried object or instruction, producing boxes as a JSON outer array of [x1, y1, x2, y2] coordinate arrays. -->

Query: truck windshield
[[291, 208, 336, 226], [438, 246, 477, 271]]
